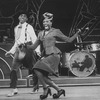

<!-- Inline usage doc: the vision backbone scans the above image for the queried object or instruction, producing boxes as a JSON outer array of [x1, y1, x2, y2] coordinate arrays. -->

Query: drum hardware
[[75, 27, 90, 50], [76, 31, 83, 51], [86, 43, 100, 52], [75, 41, 98, 45], [75, 41, 100, 52]]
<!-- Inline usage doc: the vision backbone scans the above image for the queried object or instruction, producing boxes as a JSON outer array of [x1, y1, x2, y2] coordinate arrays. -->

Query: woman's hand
[[5, 51, 12, 57], [76, 29, 81, 35]]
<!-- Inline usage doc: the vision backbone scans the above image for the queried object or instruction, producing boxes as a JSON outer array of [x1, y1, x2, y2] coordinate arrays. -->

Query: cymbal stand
[[76, 35, 83, 51]]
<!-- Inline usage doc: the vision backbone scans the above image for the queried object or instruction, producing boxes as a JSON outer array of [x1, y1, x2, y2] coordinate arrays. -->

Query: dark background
[[0, 0, 100, 40], [0, 0, 79, 36], [0, 0, 100, 51]]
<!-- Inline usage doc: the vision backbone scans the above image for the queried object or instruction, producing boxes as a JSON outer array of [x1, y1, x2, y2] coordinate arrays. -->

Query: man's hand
[[5, 51, 12, 57], [27, 44, 33, 49]]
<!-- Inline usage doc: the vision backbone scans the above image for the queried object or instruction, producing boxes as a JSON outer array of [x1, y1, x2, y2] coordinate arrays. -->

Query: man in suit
[[5, 11, 40, 97]]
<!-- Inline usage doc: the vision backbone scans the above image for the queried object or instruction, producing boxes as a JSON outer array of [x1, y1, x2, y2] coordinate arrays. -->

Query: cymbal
[[75, 41, 98, 45]]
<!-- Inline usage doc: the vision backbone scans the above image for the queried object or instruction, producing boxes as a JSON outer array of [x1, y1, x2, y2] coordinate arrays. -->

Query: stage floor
[[0, 86, 100, 100], [1, 75, 100, 88]]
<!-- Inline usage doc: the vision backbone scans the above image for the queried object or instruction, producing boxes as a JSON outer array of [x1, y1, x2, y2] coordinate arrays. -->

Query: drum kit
[[64, 41, 100, 77]]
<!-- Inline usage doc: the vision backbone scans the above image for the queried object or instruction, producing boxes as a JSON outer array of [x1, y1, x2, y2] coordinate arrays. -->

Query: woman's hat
[[43, 12, 53, 21]]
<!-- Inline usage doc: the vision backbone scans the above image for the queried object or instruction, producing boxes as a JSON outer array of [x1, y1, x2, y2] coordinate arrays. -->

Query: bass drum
[[69, 51, 96, 77]]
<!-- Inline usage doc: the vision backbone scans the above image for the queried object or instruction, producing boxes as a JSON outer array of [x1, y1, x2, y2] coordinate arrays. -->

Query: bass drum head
[[69, 51, 96, 77]]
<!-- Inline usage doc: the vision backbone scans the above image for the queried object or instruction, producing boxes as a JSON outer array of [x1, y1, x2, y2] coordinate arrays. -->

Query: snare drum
[[69, 51, 96, 77], [86, 43, 100, 52]]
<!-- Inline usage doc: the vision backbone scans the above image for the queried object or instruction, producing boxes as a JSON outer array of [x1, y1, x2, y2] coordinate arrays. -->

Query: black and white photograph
[[0, 0, 100, 100]]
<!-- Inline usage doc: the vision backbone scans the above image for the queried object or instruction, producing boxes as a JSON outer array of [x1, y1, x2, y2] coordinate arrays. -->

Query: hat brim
[[16, 10, 29, 18]]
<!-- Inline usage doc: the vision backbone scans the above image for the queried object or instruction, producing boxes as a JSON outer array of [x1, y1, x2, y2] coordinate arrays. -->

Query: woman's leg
[[34, 69, 48, 95], [44, 76, 65, 99], [43, 76, 61, 92]]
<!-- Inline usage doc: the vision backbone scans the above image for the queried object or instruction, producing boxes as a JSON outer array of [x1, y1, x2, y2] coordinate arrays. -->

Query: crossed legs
[[34, 69, 61, 95]]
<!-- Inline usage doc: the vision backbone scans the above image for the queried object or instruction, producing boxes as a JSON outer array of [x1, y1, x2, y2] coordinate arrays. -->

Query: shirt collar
[[18, 22, 27, 27]]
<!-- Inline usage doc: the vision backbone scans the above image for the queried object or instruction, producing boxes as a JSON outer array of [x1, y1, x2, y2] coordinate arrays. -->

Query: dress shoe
[[53, 89, 65, 99], [30, 86, 39, 94], [40, 87, 52, 99], [7, 88, 18, 97]]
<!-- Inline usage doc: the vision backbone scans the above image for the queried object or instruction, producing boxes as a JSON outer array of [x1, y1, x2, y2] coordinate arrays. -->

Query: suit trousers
[[10, 43, 38, 88]]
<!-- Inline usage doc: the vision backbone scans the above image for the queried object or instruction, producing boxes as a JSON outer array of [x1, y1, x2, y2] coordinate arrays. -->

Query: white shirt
[[9, 22, 40, 54]]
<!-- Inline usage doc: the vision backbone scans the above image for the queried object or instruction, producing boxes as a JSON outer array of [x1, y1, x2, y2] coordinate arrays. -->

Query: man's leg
[[7, 70, 18, 97], [7, 57, 22, 97], [10, 70, 17, 88], [27, 73, 39, 94], [32, 73, 39, 92]]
